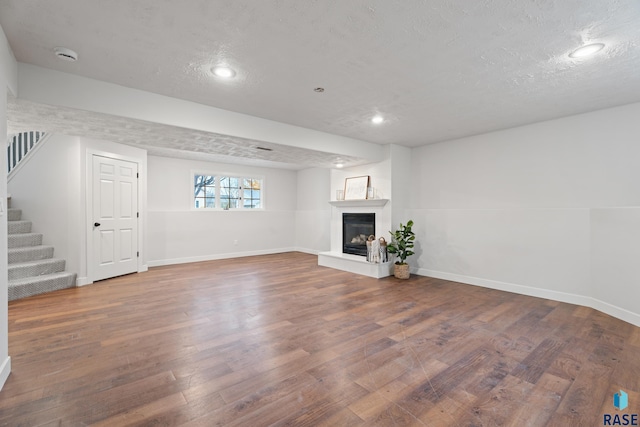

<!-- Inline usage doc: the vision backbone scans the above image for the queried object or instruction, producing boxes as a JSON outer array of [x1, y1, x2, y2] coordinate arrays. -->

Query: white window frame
[[191, 171, 265, 211]]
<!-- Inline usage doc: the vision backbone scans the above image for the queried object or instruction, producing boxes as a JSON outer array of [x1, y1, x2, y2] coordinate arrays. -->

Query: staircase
[[7, 204, 76, 301], [8, 131, 46, 175]]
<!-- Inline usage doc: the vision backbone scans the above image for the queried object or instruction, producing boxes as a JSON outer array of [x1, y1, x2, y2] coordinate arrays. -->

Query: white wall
[[408, 102, 640, 326], [8, 135, 148, 286], [147, 155, 297, 265], [9, 137, 299, 274], [0, 22, 17, 390], [331, 160, 392, 202], [388, 144, 413, 229], [8, 134, 82, 276], [295, 168, 331, 254]]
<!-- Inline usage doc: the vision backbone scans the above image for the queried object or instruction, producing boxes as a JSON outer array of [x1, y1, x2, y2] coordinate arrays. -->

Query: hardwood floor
[[1, 252, 639, 426]]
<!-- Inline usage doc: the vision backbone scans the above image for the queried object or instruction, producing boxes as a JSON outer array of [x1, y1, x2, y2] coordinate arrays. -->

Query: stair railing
[[7, 131, 48, 179]]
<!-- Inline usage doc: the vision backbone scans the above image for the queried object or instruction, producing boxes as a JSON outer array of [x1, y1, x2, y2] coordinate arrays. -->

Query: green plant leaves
[[387, 220, 415, 263]]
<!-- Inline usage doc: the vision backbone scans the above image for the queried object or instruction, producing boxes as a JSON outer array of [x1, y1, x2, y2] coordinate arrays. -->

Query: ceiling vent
[[54, 47, 78, 62]]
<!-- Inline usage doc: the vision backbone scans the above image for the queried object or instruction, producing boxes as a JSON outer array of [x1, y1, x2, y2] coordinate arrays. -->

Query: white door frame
[[85, 148, 146, 284]]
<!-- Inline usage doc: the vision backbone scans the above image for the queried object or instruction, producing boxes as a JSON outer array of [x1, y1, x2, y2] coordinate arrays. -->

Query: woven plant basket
[[394, 263, 410, 280]]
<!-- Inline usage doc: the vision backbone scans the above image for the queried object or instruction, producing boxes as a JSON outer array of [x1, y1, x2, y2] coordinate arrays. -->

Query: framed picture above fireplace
[[344, 175, 370, 200]]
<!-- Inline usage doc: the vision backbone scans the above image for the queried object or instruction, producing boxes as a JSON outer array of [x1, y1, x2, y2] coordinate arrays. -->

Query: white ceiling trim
[[15, 63, 385, 166], [7, 96, 372, 170]]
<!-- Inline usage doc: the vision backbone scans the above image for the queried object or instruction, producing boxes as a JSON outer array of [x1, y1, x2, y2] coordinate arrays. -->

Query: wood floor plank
[[549, 362, 613, 426], [452, 373, 535, 426], [0, 252, 638, 425], [197, 372, 317, 426], [314, 407, 365, 427], [90, 392, 188, 427], [505, 372, 571, 426], [511, 337, 566, 384]]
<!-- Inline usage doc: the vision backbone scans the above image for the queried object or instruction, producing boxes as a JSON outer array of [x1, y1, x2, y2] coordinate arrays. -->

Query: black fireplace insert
[[342, 213, 375, 256]]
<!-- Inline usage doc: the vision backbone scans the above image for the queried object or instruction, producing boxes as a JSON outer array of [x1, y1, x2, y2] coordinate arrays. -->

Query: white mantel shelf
[[328, 199, 389, 208]]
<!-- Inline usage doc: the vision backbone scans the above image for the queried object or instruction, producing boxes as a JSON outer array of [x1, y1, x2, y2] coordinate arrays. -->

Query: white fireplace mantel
[[328, 199, 389, 208]]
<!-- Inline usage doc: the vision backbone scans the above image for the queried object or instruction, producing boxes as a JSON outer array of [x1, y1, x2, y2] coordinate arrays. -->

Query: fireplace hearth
[[343, 213, 375, 256]]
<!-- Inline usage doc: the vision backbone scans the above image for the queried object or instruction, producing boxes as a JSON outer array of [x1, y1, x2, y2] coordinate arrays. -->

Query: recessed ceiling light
[[54, 46, 78, 62], [335, 163, 344, 168], [211, 66, 236, 78], [371, 115, 384, 124], [569, 43, 605, 58]]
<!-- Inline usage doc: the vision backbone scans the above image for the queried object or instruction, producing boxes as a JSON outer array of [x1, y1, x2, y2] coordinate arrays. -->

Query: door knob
[[94, 222, 101, 227]]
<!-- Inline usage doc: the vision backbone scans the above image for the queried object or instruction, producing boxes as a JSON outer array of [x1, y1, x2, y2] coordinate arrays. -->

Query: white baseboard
[[294, 247, 320, 255], [0, 356, 11, 391], [147, 247, 298, 267], [415, 268, 640, 327], [76, 276, 92, 287], [139, 264, 148, 273], [589, 298, 640, 328]]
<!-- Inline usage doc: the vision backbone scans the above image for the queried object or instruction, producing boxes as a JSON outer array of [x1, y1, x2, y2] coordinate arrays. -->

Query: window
[[193, 173, 263, 209], [243, 178, 261, 209], [194, 175, 216, 208], [220, 176, 241, 209]]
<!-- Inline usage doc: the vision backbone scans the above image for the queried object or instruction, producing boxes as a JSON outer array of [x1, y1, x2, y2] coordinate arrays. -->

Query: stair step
[[9, 245, 54, 264], [8, 232, 43, 248], [6, 203, 77, 301], [8, 220, 32, 234], [7, 208, 22, 221], [9, 258, 66, 280], [9, 272, 77, 301]]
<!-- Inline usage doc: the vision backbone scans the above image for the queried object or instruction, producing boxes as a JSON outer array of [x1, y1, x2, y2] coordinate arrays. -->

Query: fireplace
[[343, 213, 375, 256], [318, 198, 390, 278]]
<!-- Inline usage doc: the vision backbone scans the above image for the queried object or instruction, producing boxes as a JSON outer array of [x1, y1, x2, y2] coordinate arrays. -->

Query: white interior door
[[92, 155, 138, 281]]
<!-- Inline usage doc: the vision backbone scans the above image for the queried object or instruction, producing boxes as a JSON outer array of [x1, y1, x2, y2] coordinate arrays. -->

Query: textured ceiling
[[7, 97, 367, 169], [1, 0, 640, 165]]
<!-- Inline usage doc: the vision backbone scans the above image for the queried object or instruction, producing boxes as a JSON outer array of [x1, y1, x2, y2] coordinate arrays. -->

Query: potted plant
[[387, 220, 415, 279]]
